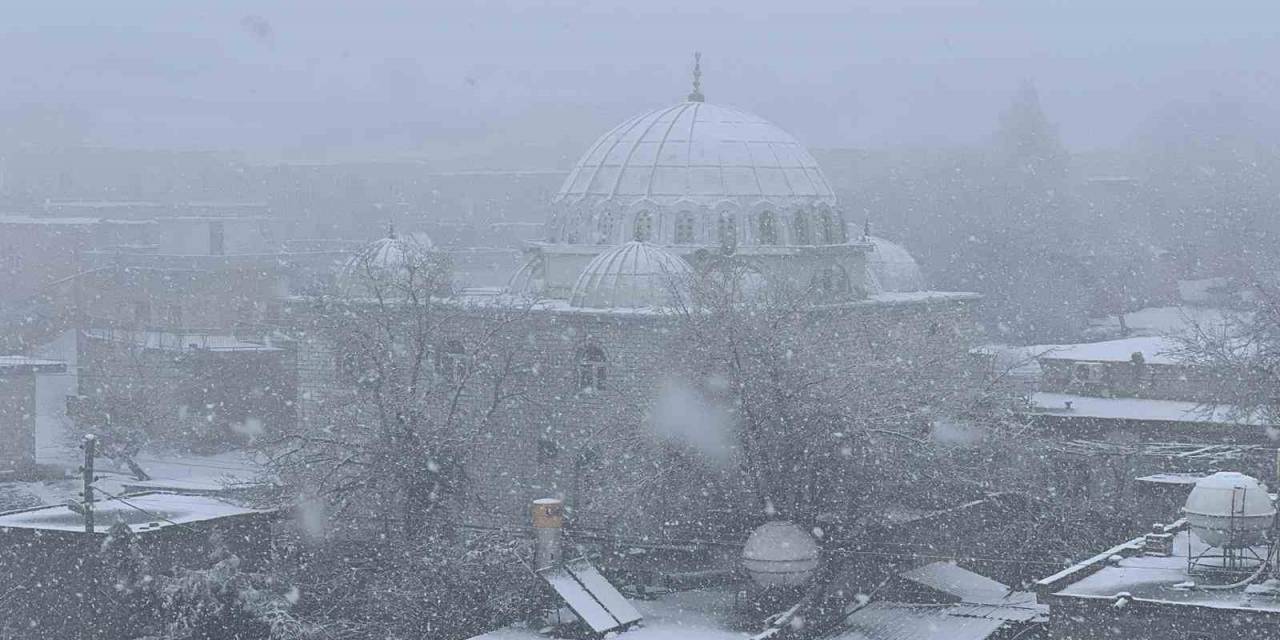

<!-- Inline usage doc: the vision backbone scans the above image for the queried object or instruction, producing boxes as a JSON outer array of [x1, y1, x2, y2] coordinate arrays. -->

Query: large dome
[[549, 101, 845, 248], [557, 101, 835, 207], [569, 242, 693, 309]]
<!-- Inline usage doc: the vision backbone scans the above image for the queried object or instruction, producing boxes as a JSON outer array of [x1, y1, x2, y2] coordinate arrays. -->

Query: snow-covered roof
[[81, 329, 281, 353], [468, 588, 743, 640], [1034, 336, 1183, 365], [1049, 528, 1280, 613], [901, 561, 1023, 605], [865, 235, 925, 292], [569, 242, 692, 309], [0, 492, 270, 534], [556, 101, 835, 209], [0, 355, 66, 373], [0, 215, 154, 226], [1029, 392, 1268, 426], [833, 601, 1018, 640]]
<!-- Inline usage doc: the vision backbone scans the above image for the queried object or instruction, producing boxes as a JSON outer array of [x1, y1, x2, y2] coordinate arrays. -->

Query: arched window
[[819, 210, 836, 244], [633, 210, 653, 242], [576, 344, 607, 392], [757, 211, 778, 245], [438, 339, 469, 384], [812, 264, 851, 297], [674, 212, 696, 244], [597, 212, 615, 245], [717, 214, 737, 253], [792, 213, 811, 245]]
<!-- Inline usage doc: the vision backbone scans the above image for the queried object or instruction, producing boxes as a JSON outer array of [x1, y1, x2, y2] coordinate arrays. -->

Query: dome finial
[[687, 52, 704, 102], [387, 221, 396, 239], [863, 217, 871, 240]]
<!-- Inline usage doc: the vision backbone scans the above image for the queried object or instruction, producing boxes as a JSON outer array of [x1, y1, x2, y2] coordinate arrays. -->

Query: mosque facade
[[289, 69, 979, 527]]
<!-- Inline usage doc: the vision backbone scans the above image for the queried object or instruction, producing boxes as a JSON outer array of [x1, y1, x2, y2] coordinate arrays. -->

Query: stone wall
[[288, 293, 977, 529]]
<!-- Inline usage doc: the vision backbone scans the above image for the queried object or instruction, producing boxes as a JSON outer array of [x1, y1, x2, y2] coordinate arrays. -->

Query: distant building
[[0, 355, 65, 475], [1027, 334, 1274, 443]]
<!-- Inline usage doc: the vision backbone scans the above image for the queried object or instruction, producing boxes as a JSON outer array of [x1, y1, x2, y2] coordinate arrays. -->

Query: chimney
[[531, 498, 564, 570]]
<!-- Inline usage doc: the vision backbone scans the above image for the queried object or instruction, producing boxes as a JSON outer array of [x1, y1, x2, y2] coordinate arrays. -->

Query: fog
[[4, 1, 1279, 161], [3, 3, 1280, 640]]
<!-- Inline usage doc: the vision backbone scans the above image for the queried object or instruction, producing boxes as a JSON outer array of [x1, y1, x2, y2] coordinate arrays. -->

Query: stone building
[[288, 76, 980, 528]]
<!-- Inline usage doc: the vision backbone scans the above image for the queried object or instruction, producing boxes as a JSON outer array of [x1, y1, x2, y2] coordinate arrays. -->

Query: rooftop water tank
[[741, 521, 820, 588], [1183, 472, 1276, 548]]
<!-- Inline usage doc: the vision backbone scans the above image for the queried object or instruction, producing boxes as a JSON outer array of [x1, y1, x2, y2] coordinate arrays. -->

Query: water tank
[[1183, 472, 1276, 548], [741, 521, 820, 588]]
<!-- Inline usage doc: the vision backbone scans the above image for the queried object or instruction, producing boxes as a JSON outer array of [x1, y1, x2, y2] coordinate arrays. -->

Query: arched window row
[[566, 207, 846, 247]]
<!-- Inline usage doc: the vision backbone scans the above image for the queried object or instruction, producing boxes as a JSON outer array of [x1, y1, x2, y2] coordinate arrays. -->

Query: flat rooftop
[[0, 355, 66, 374], [1040, 524, 1280, 613], [1030, 392, 1267, 426], [0, 492, 268, 534]]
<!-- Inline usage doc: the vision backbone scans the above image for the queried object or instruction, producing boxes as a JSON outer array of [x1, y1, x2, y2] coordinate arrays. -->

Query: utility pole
[[81, 434, 96, 533]]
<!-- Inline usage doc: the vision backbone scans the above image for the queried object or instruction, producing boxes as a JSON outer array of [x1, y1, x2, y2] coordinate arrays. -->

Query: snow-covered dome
[[866, 235, 925, 292], [741, 521, 820, 588], [339, 231, 447, 294], [506, 254, 546, 297], [1183, 472, 1276, 548], [569, 242, 692, 309], [549, 97, 845, 248]]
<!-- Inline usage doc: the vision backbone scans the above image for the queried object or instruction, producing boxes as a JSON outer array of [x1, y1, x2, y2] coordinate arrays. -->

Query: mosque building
[[289, 60, 978, 526]]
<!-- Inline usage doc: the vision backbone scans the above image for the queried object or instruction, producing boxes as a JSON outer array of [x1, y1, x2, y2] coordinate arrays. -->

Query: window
[[597, 212, 615, 244], [757, 211, 778, 245], [792, 213, 811, 245], [717, 214, 737, 253], [209, 221, 225, 255], [633, 210, 653, 242], [132, 300, 151, 328], [674, 213, 696, 244], [438, 339, 469, 384], [166, 304, 183, 329], [576, 344, 607, 392]]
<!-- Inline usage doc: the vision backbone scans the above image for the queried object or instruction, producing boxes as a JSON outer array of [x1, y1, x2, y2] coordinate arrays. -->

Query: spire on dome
[[387, 221, 397, 238], [687, 52, 704, 102]]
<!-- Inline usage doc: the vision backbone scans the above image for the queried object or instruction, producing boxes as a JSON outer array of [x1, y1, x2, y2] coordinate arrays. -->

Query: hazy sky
[[2, 1, 1276, 163]]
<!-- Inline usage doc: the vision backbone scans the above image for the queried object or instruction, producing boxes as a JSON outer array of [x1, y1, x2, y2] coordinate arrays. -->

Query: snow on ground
[[470, 589, 749, 640]]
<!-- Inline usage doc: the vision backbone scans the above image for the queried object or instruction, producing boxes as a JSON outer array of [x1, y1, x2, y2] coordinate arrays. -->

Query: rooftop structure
[[1036, 519, 1280, 639]]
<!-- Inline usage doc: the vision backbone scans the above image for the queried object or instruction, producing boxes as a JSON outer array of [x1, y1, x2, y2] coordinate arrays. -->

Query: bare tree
[[659, 256, 1017, 526], [269, 245, 536, 541]]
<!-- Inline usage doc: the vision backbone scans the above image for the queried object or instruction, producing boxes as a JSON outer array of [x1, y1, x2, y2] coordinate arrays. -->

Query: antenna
[[687, 52, 704, 102]]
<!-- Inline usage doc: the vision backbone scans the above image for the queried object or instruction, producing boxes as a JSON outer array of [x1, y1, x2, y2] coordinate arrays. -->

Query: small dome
[[569, 242, 692, 309], [339, 232, 447, 294], [866, 235, 925, 292], [1183, 472, 1275, 548], [741, 521, 820, 588], [507, 254, 546, 297]]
